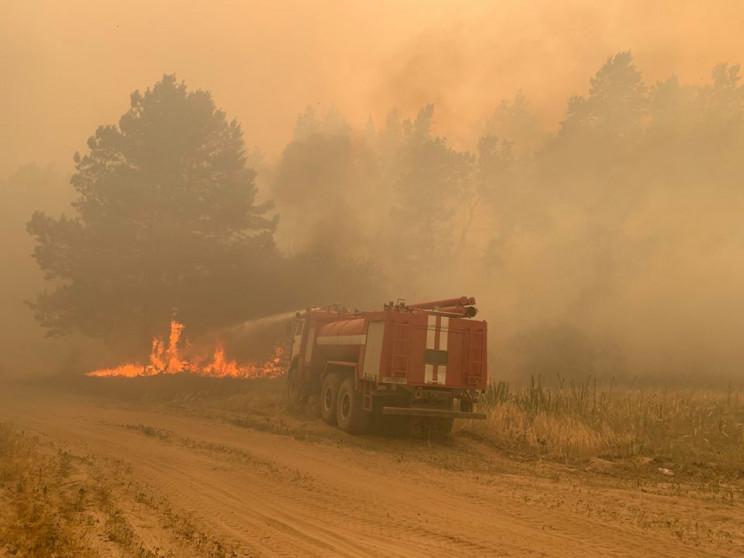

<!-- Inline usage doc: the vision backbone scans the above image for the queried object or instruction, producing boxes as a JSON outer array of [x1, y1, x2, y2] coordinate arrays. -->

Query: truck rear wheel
[[320, 374, 341, 424], [336, 377, 370, 434]]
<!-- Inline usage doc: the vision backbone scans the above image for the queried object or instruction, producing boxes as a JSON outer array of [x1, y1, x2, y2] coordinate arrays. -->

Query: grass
[[43, 372, 744, 480], [465, 377, 744, 477], [0, 418, 240, 558], [125, 423, 173, 441], [0, 423, 88, 557], [56, 373, 284, 404]]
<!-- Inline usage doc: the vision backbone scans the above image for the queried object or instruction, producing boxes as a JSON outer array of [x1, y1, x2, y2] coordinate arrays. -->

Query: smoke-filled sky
[[4, 0, 744, 381], [2, 0, 744, 176]]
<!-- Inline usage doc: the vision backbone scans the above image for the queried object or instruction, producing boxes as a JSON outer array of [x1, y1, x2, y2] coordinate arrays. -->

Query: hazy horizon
[[3, 1, 744, 176]]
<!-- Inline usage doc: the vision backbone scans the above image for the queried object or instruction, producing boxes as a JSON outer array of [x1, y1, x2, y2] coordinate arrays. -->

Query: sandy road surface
[[2, 387, 743, 557]]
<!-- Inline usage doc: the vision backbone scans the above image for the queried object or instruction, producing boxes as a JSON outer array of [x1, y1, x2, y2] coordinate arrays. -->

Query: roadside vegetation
[[0, 418, 237, 557], [50, 373, 744, 482], [466, 378, 744, 478], [0, 422, 88, 556]]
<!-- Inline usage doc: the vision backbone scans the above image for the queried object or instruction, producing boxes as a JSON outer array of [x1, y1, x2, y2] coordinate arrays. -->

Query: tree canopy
[[20, 53, 744, 378], [27, 75, 278, 350]]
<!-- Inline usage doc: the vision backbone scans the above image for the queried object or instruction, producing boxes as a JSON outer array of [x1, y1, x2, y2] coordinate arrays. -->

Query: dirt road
[[2, 385, 743, 557]]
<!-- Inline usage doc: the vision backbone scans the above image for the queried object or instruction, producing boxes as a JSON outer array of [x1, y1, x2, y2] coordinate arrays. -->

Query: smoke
[[4, 1, 744, 381], [3, 1, 743, 176], [266, 52, 744, 383], [370, 1, 744, 149], [218, 311, 297, 362]]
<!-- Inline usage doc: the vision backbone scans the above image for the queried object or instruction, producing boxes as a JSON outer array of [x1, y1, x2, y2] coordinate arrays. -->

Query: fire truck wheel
[[336, 377, 370, 434], [287, 362, 303, 407], [320, 374, 341, 424]]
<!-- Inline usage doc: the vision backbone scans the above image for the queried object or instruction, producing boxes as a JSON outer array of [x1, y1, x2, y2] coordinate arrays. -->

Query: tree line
[[15, 52, 744, 376]]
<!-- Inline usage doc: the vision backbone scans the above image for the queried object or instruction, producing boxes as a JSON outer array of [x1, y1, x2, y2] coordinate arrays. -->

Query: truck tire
[[320, 374, 341, 424], [336, 377, 370, 434], [287, 361, 303, 408]]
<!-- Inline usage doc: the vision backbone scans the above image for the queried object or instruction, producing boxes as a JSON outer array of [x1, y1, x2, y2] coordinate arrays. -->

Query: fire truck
[[286, 296, 487, 434]]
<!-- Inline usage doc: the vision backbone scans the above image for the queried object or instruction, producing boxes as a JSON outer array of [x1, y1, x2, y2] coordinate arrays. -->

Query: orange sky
[[2, 0, 743, 175]]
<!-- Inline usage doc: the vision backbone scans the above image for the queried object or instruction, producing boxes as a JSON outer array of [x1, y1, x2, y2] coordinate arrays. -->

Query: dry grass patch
[[0, 422, 89, 557], [466, 379, 744, 476]]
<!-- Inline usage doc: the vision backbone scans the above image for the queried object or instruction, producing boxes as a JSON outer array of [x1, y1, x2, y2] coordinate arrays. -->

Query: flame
[[87, 320, 284, 379]]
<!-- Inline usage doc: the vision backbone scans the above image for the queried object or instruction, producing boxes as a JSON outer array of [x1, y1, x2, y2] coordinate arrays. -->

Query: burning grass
[[88, 320, 285, 379], [465, 378, 744, 478]]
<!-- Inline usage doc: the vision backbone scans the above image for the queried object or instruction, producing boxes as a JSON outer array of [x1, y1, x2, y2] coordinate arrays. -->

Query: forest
[[3, 52, 744, 382]]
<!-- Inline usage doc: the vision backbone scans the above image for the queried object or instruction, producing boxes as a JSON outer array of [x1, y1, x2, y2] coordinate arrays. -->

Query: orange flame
[[87, 320, 284, 379]]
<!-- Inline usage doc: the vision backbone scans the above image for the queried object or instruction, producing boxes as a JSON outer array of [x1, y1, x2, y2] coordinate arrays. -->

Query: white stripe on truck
[[362, 322, 385, 381], [425, 364, 434, 383], [439, 317, 449, 349], [426, 315, 436, 349], [438, 316, 448, 385], [316, 335, 367, 345]]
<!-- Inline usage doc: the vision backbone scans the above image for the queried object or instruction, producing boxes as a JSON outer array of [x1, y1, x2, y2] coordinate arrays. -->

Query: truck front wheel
[[336, 377, 370, 434], [320, 374, 341, 424], [287, 362, 302, 407]]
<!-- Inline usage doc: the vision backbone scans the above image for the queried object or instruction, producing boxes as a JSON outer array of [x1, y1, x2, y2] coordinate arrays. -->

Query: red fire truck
[[286, 296, 487, 434]]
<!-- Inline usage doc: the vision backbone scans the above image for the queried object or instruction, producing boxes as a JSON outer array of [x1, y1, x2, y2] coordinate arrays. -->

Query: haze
[[3, 0, 744, 382], [3, 0, 743, 173]]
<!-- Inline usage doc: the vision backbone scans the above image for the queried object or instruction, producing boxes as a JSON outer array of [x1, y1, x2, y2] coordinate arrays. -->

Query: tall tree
[[545, 51, 647, 184], [270, 106, 385, 309], [560, 51, 647, 141], [483, 92, 540, 156], [27, 75, 277, 352], [272, 107, 357, 250], [391, 105, 472, 265]]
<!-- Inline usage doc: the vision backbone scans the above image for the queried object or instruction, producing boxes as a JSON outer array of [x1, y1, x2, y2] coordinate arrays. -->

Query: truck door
[[290, 319, 305, 362]]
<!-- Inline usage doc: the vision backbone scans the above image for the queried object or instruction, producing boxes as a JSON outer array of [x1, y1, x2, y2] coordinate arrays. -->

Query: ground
[[0, 379, 742, 557]]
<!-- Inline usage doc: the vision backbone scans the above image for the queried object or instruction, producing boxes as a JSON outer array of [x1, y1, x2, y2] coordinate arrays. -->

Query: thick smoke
[[3, 2, 744, 381], [2, 1, 744, 175], [269, 54, 744, 382]]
